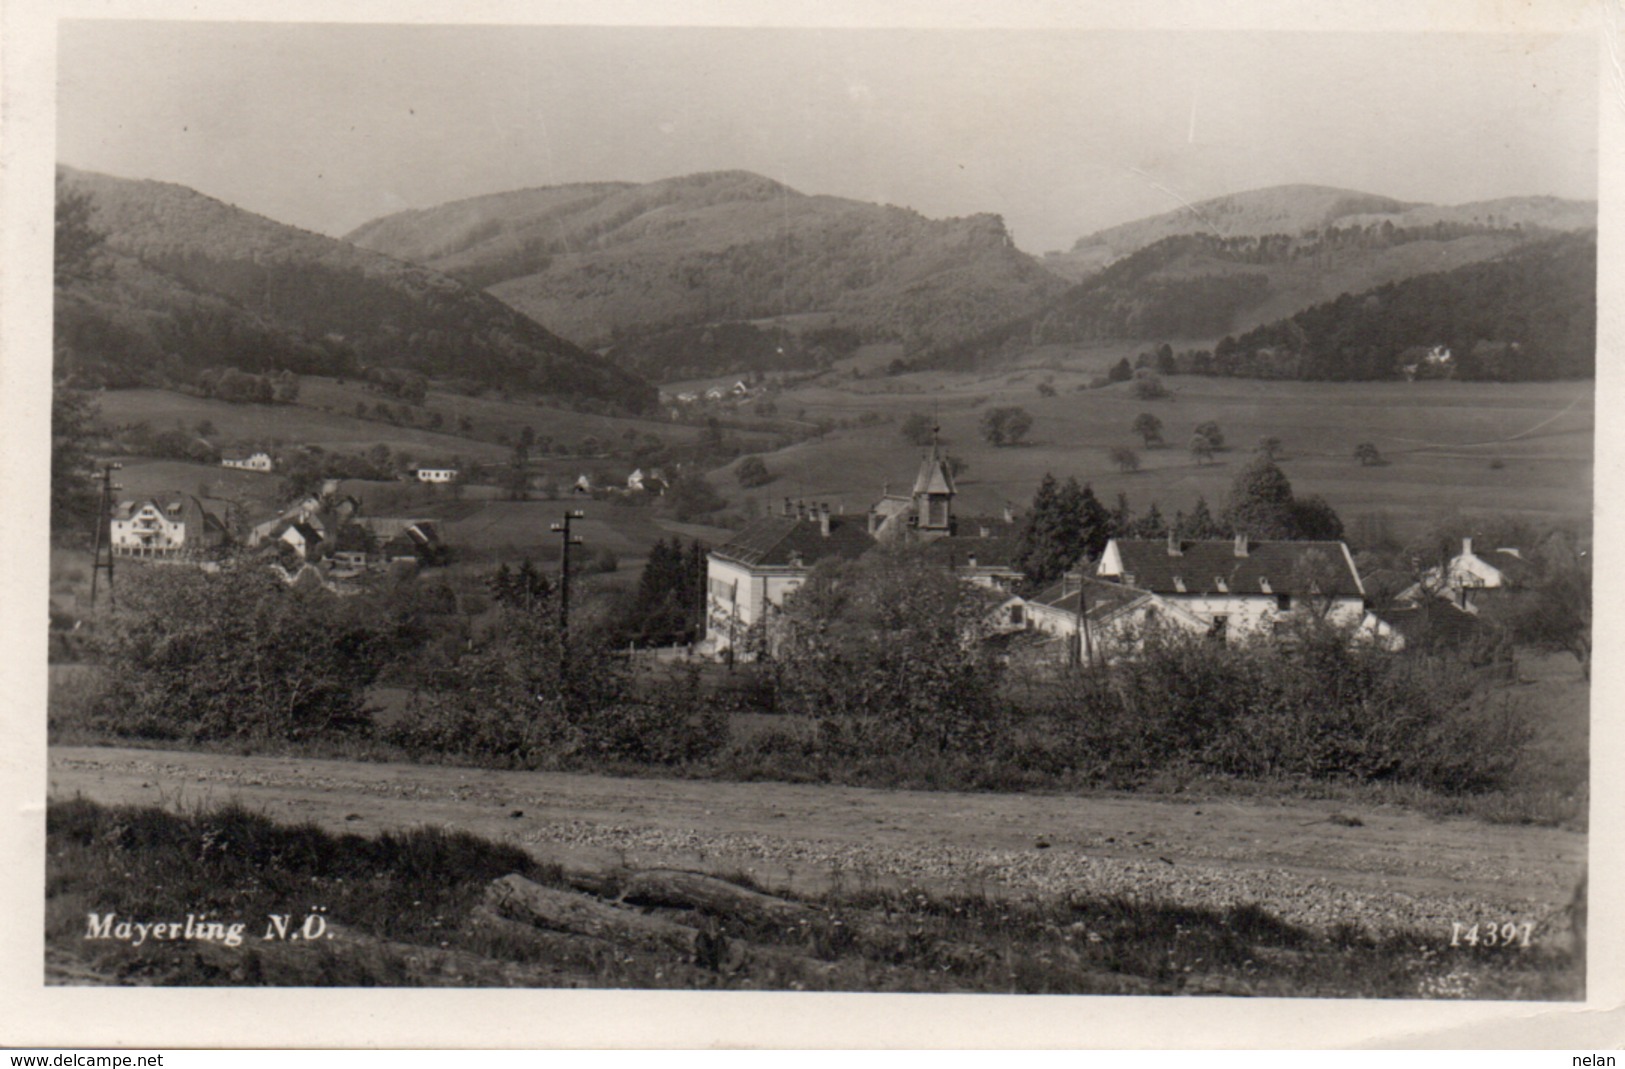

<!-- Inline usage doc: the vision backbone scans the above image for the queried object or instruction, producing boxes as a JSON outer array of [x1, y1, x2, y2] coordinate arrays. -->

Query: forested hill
[[346, 170, 1067, 355], [919, 210, 1595, 372], [1214, 232, 1596, 381], [53, 167, 658, 412]]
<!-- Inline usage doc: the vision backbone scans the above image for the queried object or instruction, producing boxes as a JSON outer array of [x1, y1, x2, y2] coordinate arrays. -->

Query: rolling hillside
[[54, 167, 658, 412], [346, 170, 1067, 356], [1045, 184, 1595, 280]]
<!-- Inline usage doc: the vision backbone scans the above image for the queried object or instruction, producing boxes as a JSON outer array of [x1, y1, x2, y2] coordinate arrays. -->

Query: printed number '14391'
[[1450, 922, 1533, 947]]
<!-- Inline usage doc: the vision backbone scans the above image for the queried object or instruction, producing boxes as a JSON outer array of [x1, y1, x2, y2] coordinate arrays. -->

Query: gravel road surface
[[49, 746, 1586, 940]]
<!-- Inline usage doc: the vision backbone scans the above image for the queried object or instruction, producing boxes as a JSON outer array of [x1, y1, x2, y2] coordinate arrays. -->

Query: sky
[[56, 20, 1600, 254]]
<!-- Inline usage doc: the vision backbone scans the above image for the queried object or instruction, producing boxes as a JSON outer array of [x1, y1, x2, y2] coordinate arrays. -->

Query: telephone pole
[[89, 462, 123, 609], [550, 508, 585, 681]]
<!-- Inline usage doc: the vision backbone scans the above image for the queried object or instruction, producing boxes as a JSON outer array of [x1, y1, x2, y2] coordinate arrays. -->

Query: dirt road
[[48, 746, 1585, 940]]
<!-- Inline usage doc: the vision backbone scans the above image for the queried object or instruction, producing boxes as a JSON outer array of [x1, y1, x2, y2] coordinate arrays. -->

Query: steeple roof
[[912, 448, 956, 497]]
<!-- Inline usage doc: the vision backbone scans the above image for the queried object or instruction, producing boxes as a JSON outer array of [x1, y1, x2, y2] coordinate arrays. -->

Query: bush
[[87, 564, 389, 742], [735, 455, 774, 488], [383, 607, 724, 769], [1027, 622, 1529, 793]]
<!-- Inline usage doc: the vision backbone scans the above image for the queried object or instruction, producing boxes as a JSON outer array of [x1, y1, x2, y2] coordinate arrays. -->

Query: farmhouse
[[416, 467, 458, 484], [221, 452, 273, 473], [110, 493, 232, 559], [1095, 533, 1366, 637], [1423, 537, 1535, 612]]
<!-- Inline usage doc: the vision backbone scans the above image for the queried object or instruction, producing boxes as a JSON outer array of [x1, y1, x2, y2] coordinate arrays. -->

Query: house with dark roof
[[703, 501, 875, 656], [279, 521, 324, 562], [702, 446, 1028, 658], [1096, 533, 1366, 637]]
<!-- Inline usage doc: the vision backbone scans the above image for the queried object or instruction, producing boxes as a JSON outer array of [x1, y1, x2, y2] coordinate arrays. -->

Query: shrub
[[87, 564, 389, 742], [735, 455, 774, 488]]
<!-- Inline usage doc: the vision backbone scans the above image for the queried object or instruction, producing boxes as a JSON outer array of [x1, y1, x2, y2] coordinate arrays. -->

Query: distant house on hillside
[[416, 467, 458, 484], [110, 493, 231, 559], [1095, 534, 1366, 637], [626, 468, 669, 495], [221, 452, 273, 473], [1399, 345, 1455, 381]]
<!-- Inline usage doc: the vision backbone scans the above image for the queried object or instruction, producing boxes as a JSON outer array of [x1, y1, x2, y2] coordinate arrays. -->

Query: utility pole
[[550, 508, 585, 682], [89, 462, 123, 609]]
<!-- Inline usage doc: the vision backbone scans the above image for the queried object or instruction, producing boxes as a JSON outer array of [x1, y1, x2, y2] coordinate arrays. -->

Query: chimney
[[819, 502, 831, 537], [1167, 530, 1182, 556], [783, 497, 794, 518], [1234, 533, 1249, 558], [1463, 537, 1473, 557], [1003, 502, 1014, 523], [967, 553, 978, 568], [796, 498, 807, 520]]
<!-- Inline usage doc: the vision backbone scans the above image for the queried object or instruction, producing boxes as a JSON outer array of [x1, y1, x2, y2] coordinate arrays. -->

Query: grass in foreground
[[46, 798, 1581, 997]]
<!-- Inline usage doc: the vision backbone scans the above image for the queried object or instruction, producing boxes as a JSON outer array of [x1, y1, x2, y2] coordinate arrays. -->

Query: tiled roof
[[712, 515, 875, 568], [1104, 539, 1363, 597], [919, 524, 1023, 570]]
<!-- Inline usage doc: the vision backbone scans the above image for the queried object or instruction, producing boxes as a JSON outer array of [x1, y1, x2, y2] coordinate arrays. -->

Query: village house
[[220, 452, 274, 473], [703, 447, 1027, 658], [416, 467, 458, 484], [278, 521, 324, 562], [1418, 536, 1535, 612], [109, 493, 232, 559], [1095, 533, 1367, 638]]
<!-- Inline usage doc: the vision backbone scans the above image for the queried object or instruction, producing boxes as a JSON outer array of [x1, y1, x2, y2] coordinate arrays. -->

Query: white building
[[416, 468, 458, 484], [221, 452, 274, 473], [1095, 534, 1366, 638], [109, 493, 231, 559], [1420, 537, 1535, 612]]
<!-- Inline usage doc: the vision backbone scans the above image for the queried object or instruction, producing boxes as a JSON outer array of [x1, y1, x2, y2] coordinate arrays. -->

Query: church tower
[[911, 437, 956, 539]]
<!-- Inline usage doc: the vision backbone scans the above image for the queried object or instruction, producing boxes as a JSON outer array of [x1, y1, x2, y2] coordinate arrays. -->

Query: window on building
[[1276, 594, 1291, 612], [1209, 615, 1229, 642], [1009, 604, 1024, 626]]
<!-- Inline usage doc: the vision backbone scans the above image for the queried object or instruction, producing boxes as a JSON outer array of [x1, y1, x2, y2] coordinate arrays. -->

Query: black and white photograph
[[5, 0, 1617, 1048]]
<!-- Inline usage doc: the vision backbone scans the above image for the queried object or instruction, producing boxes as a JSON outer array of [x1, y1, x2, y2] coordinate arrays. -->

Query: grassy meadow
[[716, 364, 1592, 544]]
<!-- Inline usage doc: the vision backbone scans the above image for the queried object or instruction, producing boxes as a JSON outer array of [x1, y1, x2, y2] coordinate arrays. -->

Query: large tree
[[980, 406, 1033, 447], [55, 174, 105, 286], [1132, 412, 1164, 447], [1016, 474, 1110, 589], [774, 543, 1003, 754], [1222, 456, 1344, 541], [51, 386, 100, 544]]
